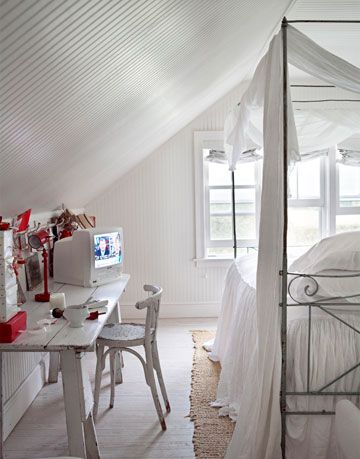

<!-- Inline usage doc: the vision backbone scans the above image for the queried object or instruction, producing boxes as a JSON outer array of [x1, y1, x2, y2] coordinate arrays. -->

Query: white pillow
[[290, 231, 360, 273], [289, 232, 360, 306]]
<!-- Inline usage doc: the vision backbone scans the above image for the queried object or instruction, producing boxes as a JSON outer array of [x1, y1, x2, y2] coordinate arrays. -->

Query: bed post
[[280, 16, 288, 459]]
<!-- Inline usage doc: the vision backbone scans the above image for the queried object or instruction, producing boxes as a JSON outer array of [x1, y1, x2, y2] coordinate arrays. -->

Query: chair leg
[[115, 351, 123, 384], [93, 343, 105, 418], [144, 343, 166, 431], [109, 350, 116, 409], [152, 340, 171, 413]]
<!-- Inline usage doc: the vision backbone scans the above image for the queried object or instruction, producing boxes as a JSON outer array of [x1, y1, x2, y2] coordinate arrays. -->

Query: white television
[[54, 228, 123, 287]]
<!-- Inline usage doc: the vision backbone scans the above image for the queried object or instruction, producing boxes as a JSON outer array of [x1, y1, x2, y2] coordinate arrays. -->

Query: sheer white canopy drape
[[224, 25, 360, 459]]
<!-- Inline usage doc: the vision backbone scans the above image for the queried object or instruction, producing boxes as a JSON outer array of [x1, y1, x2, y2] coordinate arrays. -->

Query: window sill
[[193, 258, 234, 268]]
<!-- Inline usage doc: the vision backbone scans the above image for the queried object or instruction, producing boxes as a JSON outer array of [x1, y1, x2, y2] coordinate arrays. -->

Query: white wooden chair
[[335, 400, 360, 459], [93, 285, 170, 430]]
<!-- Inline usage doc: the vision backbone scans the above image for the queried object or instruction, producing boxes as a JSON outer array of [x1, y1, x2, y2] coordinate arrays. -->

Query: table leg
[[48, 352, 60, 383], [60, 350, 100, 459], [84, 412, 100, 459], [108, 300, 121, 323]]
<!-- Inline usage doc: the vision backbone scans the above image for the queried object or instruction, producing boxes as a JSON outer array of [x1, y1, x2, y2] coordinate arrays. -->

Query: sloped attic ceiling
[[1, 1, 360, 217], [0, 0, 293, 216]]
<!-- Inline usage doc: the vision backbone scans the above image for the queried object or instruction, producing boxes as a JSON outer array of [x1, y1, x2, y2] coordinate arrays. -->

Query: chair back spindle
[[135, 285, 162, 341]]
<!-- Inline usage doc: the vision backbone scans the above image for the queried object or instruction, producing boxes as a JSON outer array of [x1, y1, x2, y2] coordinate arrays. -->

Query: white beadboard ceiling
[[1, 0, 360, 216]]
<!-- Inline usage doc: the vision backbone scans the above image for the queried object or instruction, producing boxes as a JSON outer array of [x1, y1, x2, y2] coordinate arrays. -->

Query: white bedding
[[210, 254, 360, 459]]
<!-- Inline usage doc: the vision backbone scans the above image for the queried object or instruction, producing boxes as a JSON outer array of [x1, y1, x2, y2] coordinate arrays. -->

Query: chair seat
[[98, 323, 153, 345]]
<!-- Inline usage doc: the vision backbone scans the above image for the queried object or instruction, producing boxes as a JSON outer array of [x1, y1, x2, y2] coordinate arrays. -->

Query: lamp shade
[[28, 229, 49, 250]]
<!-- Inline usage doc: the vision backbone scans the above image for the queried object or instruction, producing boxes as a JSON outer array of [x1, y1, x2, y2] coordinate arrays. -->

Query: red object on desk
[[34, 248, 50, 302], [87, 311, 106, 320], [28, 230, 51, 302], [0, 311, 27, 343]]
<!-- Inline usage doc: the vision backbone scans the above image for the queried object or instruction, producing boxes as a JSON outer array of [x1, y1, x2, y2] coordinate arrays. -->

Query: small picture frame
[[25, 252, 42, 291]]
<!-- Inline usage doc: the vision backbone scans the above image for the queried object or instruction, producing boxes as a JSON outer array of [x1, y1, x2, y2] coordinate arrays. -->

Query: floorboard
[[4, 318, 217, 459]]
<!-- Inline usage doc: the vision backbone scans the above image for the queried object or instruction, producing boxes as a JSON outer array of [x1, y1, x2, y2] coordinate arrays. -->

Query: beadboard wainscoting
[[3, 353, 47, 439], [86, 82, 249, 315], [120, 302, 221, 320]]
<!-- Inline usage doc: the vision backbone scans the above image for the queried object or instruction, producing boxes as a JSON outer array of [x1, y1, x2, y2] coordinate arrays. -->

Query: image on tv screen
[[94, 231, 122, 269]]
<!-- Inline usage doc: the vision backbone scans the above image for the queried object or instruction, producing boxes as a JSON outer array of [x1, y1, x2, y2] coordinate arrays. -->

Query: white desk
[[0, 274, 130, 459]]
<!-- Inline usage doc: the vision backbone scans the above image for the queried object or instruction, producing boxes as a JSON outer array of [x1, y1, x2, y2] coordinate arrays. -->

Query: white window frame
[[288, 155, 327, 245], [194, 131, 260, 266], [204, 179, 259, 251], [194, 132, 360, 266], [194, 131, 231, 266]]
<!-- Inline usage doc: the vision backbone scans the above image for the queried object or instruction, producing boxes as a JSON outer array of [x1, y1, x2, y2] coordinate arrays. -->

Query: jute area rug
[[190, 330, 235, 458]]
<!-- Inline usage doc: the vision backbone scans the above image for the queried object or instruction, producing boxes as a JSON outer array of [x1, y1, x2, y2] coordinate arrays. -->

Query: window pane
[[338, 164, 360, 208], [235, 214, 256, 240], [207, 247, 257, 258], [235, 189, 256, 212], [207, 247, 233, 258], [208, 161, 231, 186], [288, 207, 320, 246], [210, 216, 232, 240], [238, 247, 257, 256], [210, 189, 231, 214], [336, 215, 360, 233], [207, 158, 256, 186], [289, 158, 321, 199], [210, 214, 256, 240], [234, 162, 256, 185], [209, 188, 255, 214]]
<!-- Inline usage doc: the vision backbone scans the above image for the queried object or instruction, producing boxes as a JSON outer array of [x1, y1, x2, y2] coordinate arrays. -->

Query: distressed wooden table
[[0, 274, 130, 459]]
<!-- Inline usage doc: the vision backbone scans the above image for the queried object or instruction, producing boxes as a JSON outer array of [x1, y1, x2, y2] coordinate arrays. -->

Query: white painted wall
[[86, 82, 248, 318]]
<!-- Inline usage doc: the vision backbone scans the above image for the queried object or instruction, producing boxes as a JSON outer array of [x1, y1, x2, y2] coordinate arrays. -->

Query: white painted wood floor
[[4, 318, 217, 459]]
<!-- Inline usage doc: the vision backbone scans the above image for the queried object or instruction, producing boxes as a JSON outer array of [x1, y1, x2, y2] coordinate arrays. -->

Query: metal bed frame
[[280, 17, 360, 458]]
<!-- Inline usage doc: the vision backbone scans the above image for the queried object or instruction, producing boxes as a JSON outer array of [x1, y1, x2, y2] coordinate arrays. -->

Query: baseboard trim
[[3, 360, 46, 439], [120, 302, 220, 319]]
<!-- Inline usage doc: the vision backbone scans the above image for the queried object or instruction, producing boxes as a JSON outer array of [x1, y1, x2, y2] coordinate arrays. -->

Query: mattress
[[209, 255, 360, 459]]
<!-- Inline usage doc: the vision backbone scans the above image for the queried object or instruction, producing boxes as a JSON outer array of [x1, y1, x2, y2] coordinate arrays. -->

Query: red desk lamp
[[28, 229, 51, 302]]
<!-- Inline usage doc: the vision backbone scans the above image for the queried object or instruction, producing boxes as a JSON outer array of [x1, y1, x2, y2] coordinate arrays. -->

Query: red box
[[0, 311, 27, 343]]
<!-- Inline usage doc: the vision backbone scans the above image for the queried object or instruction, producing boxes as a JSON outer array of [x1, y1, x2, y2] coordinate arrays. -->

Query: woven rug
[[190, 330, 235, 458]]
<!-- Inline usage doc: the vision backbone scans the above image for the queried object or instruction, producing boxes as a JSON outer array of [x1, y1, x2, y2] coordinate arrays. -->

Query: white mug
[[49, 292, 66, 311], [63, 306, 89, 328]]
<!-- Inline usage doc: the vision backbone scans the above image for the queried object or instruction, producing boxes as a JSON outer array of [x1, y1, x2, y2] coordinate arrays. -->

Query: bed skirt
[[209, 258, 360, 459]]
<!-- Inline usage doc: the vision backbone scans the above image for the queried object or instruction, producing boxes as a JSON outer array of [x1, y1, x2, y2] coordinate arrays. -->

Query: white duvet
[[210, 252, 360, 459]]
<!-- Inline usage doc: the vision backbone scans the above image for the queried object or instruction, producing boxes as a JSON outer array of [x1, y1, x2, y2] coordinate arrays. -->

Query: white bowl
[[63, 306, 89, 328]]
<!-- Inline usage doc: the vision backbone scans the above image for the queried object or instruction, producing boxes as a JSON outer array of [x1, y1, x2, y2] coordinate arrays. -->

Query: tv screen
[[94, 231, 122, 269]]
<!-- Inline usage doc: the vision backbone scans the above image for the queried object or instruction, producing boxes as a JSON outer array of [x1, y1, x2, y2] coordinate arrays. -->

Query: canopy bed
[[209, 18, 360, 459]]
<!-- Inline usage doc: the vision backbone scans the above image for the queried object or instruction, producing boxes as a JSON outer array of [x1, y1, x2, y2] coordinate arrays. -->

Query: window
[[336, 160, 360, 232], [338, 163, 360, 208], [206, 157, 259, 258], [194, 132, 360, 262], [288, 156, 324, 247]]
